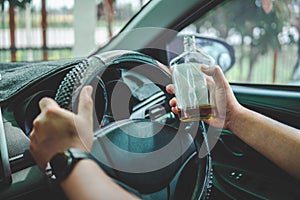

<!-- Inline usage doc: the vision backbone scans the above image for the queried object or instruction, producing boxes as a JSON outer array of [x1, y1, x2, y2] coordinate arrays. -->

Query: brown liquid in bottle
[[178, 105, 217, 122]]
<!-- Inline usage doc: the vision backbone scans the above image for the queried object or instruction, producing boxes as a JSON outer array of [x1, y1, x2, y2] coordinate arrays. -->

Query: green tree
[[287, 0, 300, 81], [0, 0, 31, 8], [197, 0, 289, 82]]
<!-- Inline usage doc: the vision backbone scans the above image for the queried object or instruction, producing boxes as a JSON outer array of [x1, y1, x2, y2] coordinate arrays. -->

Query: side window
[[181, 0, 300, 86]]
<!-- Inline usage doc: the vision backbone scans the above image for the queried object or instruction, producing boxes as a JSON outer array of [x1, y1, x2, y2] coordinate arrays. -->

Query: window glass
[[0, 0, 151, 62], [181, 0, 300, 85]]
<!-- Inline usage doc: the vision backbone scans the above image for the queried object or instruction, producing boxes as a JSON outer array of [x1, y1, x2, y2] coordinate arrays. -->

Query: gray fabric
[[0, 58, 83, 104], [3, 121, 29, 158]]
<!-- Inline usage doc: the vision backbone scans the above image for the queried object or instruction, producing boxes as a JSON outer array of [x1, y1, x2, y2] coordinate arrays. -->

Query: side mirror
[[167, 35, 235, 73]]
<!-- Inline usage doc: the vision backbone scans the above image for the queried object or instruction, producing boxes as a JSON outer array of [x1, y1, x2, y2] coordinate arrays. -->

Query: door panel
[[211, 84, 300, 199], [233, 84, 300, 129]]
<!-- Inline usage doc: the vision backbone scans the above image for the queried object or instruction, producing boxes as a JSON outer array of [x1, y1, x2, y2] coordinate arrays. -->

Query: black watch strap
[[50, 148, 94, 182]]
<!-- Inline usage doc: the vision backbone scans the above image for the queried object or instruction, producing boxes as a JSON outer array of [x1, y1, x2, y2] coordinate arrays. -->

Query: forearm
[[61, 159, 140, 200], [228, 107, 300, 179]]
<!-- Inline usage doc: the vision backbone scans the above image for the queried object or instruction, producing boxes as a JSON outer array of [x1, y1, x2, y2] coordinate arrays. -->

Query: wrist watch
[[50, 148, 94, 182]]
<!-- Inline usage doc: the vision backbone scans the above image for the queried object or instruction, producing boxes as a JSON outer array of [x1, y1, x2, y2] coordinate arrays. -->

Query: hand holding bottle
[[170, 35, 216, 121], [167, 64, 243, 129]]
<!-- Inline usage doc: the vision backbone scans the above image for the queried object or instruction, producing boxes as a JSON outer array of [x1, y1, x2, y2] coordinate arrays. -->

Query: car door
[[177, 0, 300, 199]]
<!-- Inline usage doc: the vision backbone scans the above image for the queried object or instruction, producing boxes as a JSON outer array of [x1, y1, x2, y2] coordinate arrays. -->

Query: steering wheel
[[55, 50, 213, 199]]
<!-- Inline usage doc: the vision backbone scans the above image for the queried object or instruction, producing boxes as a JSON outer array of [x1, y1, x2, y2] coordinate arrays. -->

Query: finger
[[166, 84, 175, 94], [169, 97, 177, 107], [171, 106, 179, 115], [39, 97, 59, 111], [29, 141, 47, 172], [29, 129, 37, 142], [77, 85, 94, 120], [201, 65, 227, 88], [203, 118, 224, 129], [205, 75, 215, 89]]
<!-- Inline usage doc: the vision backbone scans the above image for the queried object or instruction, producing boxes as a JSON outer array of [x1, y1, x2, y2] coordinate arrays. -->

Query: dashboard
[[0, 51, 182, 199]]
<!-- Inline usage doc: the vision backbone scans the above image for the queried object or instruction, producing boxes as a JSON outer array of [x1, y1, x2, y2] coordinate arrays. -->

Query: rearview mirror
[[167, 35, 235, 73]]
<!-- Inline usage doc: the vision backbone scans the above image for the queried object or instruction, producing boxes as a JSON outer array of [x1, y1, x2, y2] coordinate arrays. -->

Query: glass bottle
[[170, 34, 216, 121]]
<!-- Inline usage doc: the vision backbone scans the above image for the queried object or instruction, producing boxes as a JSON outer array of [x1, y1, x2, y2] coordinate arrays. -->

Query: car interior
[[0, 0, 300, 199]]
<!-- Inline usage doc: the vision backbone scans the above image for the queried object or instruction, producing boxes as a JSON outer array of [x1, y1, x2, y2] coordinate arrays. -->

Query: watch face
[[50, 148, 91, 181], [50, 151, 71, 173]]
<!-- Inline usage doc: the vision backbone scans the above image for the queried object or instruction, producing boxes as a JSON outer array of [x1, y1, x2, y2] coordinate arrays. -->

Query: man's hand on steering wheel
[[29, 86, 94, 171]]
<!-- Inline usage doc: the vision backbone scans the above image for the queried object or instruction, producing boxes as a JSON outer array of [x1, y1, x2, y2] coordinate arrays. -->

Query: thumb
[[39, 97, 60, 111], [166, 84, 175, 94], [201, 65, 228, 88], [77, 85, 94, 120]]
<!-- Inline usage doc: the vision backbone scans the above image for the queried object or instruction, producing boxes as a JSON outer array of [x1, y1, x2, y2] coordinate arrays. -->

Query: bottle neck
[[183, 36, 196, 52]]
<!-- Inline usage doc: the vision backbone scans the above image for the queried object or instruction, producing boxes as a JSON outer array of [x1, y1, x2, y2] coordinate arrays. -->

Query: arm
[[61, 159, 139, 200], [167, 65, 300, 179], [30, 86, 139, 200], [229, 106, 300, 179]]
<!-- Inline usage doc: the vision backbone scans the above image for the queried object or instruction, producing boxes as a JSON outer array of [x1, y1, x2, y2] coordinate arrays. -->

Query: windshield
[[0, 0, 151, 62]]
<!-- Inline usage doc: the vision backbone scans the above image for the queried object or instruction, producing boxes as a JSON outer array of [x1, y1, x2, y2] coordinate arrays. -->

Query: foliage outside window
[[185, 0, 300, 86]]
